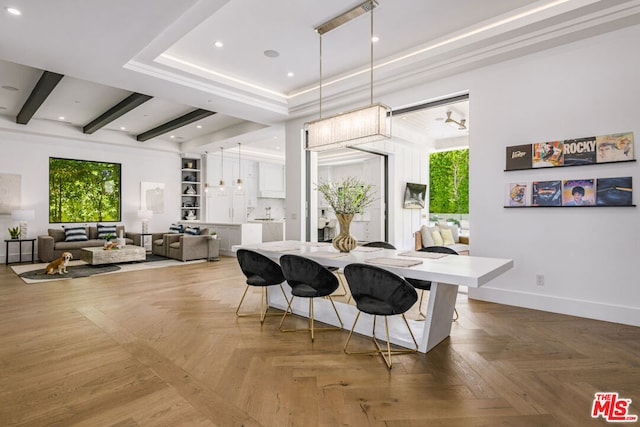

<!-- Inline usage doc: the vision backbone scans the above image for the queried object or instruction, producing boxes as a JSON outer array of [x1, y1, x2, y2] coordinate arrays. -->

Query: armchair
[[166, 228, 211, 261], [152, 233, 170, 257]]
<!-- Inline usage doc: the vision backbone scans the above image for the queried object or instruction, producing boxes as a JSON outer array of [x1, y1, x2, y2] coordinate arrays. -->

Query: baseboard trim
[[468, 287, 640, 327]]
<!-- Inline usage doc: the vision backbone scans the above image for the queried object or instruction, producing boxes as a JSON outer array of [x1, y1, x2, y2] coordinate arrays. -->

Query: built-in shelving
[[181, 157, 201, 221]]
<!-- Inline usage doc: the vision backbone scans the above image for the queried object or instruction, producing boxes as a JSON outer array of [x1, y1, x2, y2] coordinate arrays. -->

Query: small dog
[[45, 252, 73, 275]]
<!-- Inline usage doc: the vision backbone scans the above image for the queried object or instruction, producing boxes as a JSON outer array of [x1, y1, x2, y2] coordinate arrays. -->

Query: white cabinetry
[[207, 157, 253, 223], [181, 157, 202, 221], [258, 162, 285, 198]]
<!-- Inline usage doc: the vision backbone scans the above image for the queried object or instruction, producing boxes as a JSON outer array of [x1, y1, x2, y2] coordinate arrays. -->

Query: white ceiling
[[1, 0, 638, 158]]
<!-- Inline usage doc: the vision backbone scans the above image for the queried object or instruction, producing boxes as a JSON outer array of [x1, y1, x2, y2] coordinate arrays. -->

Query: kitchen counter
[[249, 220, 285, 242]]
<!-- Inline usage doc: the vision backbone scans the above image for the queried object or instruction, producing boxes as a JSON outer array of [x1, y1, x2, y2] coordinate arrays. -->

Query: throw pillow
[[64, 226, 88, 242], [430, 230, 444, 246], [419, 225, 435, 247], [184, 226, 200, 235], [97, 223, 117, 239], [440, 228, 455, 245], [168, 224, 183, 234], [437, 223, 459, 243]]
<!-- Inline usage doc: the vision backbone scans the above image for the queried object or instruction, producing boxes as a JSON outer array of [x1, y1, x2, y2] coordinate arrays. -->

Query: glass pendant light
[[236, 142, 243, 191], [218, 147, 225, 193]]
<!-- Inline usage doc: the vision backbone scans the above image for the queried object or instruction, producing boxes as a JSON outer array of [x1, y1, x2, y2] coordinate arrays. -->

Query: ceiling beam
[[83, 93, 153, 134], [16, 71, 64, 125], [136, 109, 216, 142]]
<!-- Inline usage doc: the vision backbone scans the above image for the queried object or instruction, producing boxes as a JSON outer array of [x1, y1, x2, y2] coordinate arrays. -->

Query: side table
[[208, 237, 220, 261], [5, 238, 36, 265]]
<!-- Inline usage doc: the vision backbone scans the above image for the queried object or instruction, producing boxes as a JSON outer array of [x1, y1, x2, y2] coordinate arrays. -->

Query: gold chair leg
[[344, 312, 417, 370], [236, 284, 290, 324], [280, 295, 343, 341]]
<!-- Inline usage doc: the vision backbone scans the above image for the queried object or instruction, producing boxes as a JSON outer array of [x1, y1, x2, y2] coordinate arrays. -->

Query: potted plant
[[210, 231, 217, 239], [316, 177, 375, 252], [8, 226, 20, 240]]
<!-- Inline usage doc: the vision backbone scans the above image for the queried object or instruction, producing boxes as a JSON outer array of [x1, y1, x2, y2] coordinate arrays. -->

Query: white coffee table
[[80, 245, 146, 265]]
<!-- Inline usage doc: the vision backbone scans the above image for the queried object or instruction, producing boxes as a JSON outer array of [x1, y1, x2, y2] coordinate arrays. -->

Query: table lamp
[[12, 209, 35, 239], [137, 209, 153, 233]]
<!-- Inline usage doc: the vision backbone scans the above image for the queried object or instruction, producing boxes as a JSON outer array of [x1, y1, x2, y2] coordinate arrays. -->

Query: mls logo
[[592, 392, 638, 422]]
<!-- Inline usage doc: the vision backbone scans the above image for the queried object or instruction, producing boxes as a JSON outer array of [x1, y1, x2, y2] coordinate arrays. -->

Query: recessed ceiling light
[[372, 36, 379, 43], [170, 135, 175, 139], [120, 126, 126, 130], [6, 7, 21, 16], [1, 85, 19, 91], [58, 116, 65, 120], [287, 72, 294, 77], [197, 125, 202, 129], [276, 146, 280, 150], [214, 40, 223, 48], [264, 50, 279, 58]]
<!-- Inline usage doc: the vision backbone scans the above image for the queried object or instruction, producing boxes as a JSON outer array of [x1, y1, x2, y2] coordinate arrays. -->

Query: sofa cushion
[[48, 228, 66, 242], [419, 225, 436, 247], [64, 226, 88, 242], [437, 223, 459, 243], [430, 229, 444, 246], [169, 223, 183, 234], [97, 223, 117, 239], [440, 228, 456, 245], [184, 226, 200, 235]]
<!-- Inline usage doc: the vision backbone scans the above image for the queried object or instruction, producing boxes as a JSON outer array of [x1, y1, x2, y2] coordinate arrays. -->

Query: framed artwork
[[0, 173, 21, 214], [141, 182, 165, 214]]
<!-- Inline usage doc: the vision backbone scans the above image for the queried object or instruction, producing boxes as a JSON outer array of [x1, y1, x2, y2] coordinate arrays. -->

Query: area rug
[[11, 254, 205, 284]]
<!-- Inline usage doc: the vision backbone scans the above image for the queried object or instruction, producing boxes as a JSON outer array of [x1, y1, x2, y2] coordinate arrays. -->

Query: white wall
[[0, 129, 180, 262], [285, 24, 640, 326]]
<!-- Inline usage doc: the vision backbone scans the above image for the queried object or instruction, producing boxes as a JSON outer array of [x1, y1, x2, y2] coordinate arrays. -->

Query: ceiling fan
[[445, 111, 467, 130]]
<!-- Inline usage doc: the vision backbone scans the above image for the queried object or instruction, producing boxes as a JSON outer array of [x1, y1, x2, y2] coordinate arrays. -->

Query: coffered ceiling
[[1, 0, 638, 157]]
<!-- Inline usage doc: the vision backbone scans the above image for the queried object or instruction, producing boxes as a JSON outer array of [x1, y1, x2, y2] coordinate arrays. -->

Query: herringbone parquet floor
[[1, 256, 638, 426]]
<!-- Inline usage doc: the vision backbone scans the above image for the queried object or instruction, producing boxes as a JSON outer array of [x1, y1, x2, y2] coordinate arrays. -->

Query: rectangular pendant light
[[305, 103, 391, 151]]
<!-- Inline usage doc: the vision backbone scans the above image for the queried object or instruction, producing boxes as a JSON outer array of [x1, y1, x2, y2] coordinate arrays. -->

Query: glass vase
[[332, 213, 357, 253]]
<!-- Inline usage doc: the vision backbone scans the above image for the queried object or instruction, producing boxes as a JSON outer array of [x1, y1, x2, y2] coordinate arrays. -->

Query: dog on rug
[[44, 252, 73, 275]]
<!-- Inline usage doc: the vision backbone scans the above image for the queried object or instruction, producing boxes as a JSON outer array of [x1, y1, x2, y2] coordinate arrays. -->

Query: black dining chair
[[362, 241, 396, 250], [343, 263, 418, 369], [236, 249, 291, 324], [278, 254, 343, 341], [406, 246, 460, 321]]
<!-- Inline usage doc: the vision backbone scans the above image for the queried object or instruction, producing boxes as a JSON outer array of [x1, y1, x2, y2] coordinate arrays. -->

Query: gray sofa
[[37, 225, 135, 262]]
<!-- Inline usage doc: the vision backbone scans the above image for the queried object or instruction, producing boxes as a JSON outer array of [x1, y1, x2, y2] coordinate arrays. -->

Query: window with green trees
[[49, 157, 121, 223], [429, 148, 469, 214]]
